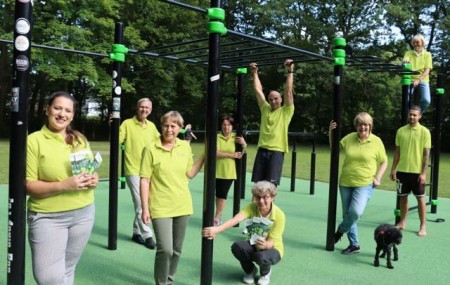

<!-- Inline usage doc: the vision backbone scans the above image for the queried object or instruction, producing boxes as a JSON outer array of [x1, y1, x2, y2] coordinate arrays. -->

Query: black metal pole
[[108, 22, 125, 250], [290, 141, 297, 192], [395, 63, 411, 224], [233, 69, 245, 218], [7, 2, 32, 284], [431, 75, 444, 213], [326, 38, 345, 251], [310, 136, 316, 195], [201, 1, 222, 284]]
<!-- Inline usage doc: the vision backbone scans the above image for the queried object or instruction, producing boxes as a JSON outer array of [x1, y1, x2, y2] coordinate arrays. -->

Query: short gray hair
[[251, 181, 277, 197], [161, 111, 184, 128]]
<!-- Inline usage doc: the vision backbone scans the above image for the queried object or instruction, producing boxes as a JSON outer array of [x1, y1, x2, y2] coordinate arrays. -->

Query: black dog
[[374, 224, 402, 269]]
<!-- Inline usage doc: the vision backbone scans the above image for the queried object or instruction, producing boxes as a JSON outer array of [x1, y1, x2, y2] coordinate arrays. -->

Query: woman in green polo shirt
[[202, 181, 285, 285], [140, 111, 205, 285], [26, 91, 98, 285], [214, 115, 247, 226]]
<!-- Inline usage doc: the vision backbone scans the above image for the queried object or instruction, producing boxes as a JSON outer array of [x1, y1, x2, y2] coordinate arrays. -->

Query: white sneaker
[[242, 268, 257, 284], [257, 269, 271, 285]]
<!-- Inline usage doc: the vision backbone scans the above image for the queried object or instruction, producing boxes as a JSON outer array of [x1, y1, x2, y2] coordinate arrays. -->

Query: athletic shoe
[[341, 244, 360, 255], [144, 237, 156, 250], [131, 234, 145, 245], [257, 269, 271, 285], [242, 268, 257, 284]]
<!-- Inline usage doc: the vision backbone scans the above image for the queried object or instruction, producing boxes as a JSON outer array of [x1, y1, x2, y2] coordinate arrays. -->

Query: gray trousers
[[126, 175, 153, 238], [152, 216, 190, 285], [28, 203, 95, 285]]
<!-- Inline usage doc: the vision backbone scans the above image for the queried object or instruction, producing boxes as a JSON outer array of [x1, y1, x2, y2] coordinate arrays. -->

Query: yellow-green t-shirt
[[403, 50, 432, 82], [240, 202, 285, 257], [119, 116, 160, 176], [216, 132, 237, 180], [26, 125, 94, 213], [395, 123, 431, 174], [339, 133, 387, 187], [257, 102, 294, 153], [139, 138, 194, 218]]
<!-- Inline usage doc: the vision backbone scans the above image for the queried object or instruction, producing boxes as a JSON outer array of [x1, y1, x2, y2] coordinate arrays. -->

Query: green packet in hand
[[70, 151, 102, 175]]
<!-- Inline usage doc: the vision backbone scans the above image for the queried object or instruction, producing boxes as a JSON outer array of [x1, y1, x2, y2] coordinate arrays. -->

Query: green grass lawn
[[1, 140, 450, 198]]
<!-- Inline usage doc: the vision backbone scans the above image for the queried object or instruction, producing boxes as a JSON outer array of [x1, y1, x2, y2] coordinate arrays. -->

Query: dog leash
[[427, 218, 445, 223]]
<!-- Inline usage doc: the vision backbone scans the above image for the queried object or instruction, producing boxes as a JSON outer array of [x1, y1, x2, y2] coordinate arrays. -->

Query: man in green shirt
[[119, 98, 160, 249], [389, 105, 431, 236], [249, 59, 295, 186]]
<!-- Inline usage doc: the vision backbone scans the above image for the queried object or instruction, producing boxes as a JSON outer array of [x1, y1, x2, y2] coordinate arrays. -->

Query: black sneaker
[[131, 234, 145, 245], [341, 245, 360, 255], [334, 230, 343, 244], [144, 237, 156, 250]]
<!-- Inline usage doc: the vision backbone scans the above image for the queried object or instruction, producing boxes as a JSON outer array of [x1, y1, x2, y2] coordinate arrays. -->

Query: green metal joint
[[403, 63, 412, 71], [431, 199, 439, 206], [333, 49, 346, 58], [436, 88, 445, 95], [334, 57, 345, 66], [112, 44, 129, 54], [207, 21, 227, 35], [110, 52, 125, 62], [332, 37, 346, 48], [119, 177, 126, 182], [401, 79, 411, 85], [394, 209, 401, 217], [402, 74, 411, 80], [237, 68, 248, 74], [207, 8, 225, 21], [121, 144, 126, 151]]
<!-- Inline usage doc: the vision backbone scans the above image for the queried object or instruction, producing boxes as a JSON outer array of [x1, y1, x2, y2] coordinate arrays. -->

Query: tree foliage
[[0, 0, 448, 149]]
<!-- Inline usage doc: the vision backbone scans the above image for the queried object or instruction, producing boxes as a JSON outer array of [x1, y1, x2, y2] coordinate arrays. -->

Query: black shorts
[[251, 148, 284, 186], [215, 179, 234, 199], [396, 172, 426, 197]]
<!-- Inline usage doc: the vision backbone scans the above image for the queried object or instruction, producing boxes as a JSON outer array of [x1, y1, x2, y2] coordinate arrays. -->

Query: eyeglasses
[[254, 195, 272, 201]]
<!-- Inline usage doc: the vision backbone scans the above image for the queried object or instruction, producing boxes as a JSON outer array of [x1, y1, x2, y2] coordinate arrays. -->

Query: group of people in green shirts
[[24, 33, 432, 284]]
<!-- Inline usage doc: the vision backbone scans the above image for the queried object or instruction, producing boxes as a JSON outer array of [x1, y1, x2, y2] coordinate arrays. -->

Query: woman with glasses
[[202, 181, 285, 285]]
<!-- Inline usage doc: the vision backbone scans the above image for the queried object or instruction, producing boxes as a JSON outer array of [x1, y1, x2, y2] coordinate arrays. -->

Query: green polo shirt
[[119, 116, 160, 176], [339, 132, 387, 187], [258, 102, 294, 153], [139, 138, 194, 219], [26, 125, 94, 213], [216, 132, 237, 179], [240, 202, 285, 257], [395, 123, 431, 174], [403, 50, 432, 82]]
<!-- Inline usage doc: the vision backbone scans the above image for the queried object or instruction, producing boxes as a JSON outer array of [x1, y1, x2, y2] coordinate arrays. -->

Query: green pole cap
[[110, 52, 126, 62], [436, 88, 445, 95], [112, 44, 129, 54], [121, 144, 126, 150], [332, 37, 346, 48], [207, 21, 227, 35], [334, 57, 345, 66], [333, 49, 346, 58], [403, 63, 412, 71], [394, 209, 401, 216], [237, 68, 248, 74], [401, 78, 411, 85], [119, 177, 126, 182], [207, 8, 225, 21], [431, 199, 440, 205]]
